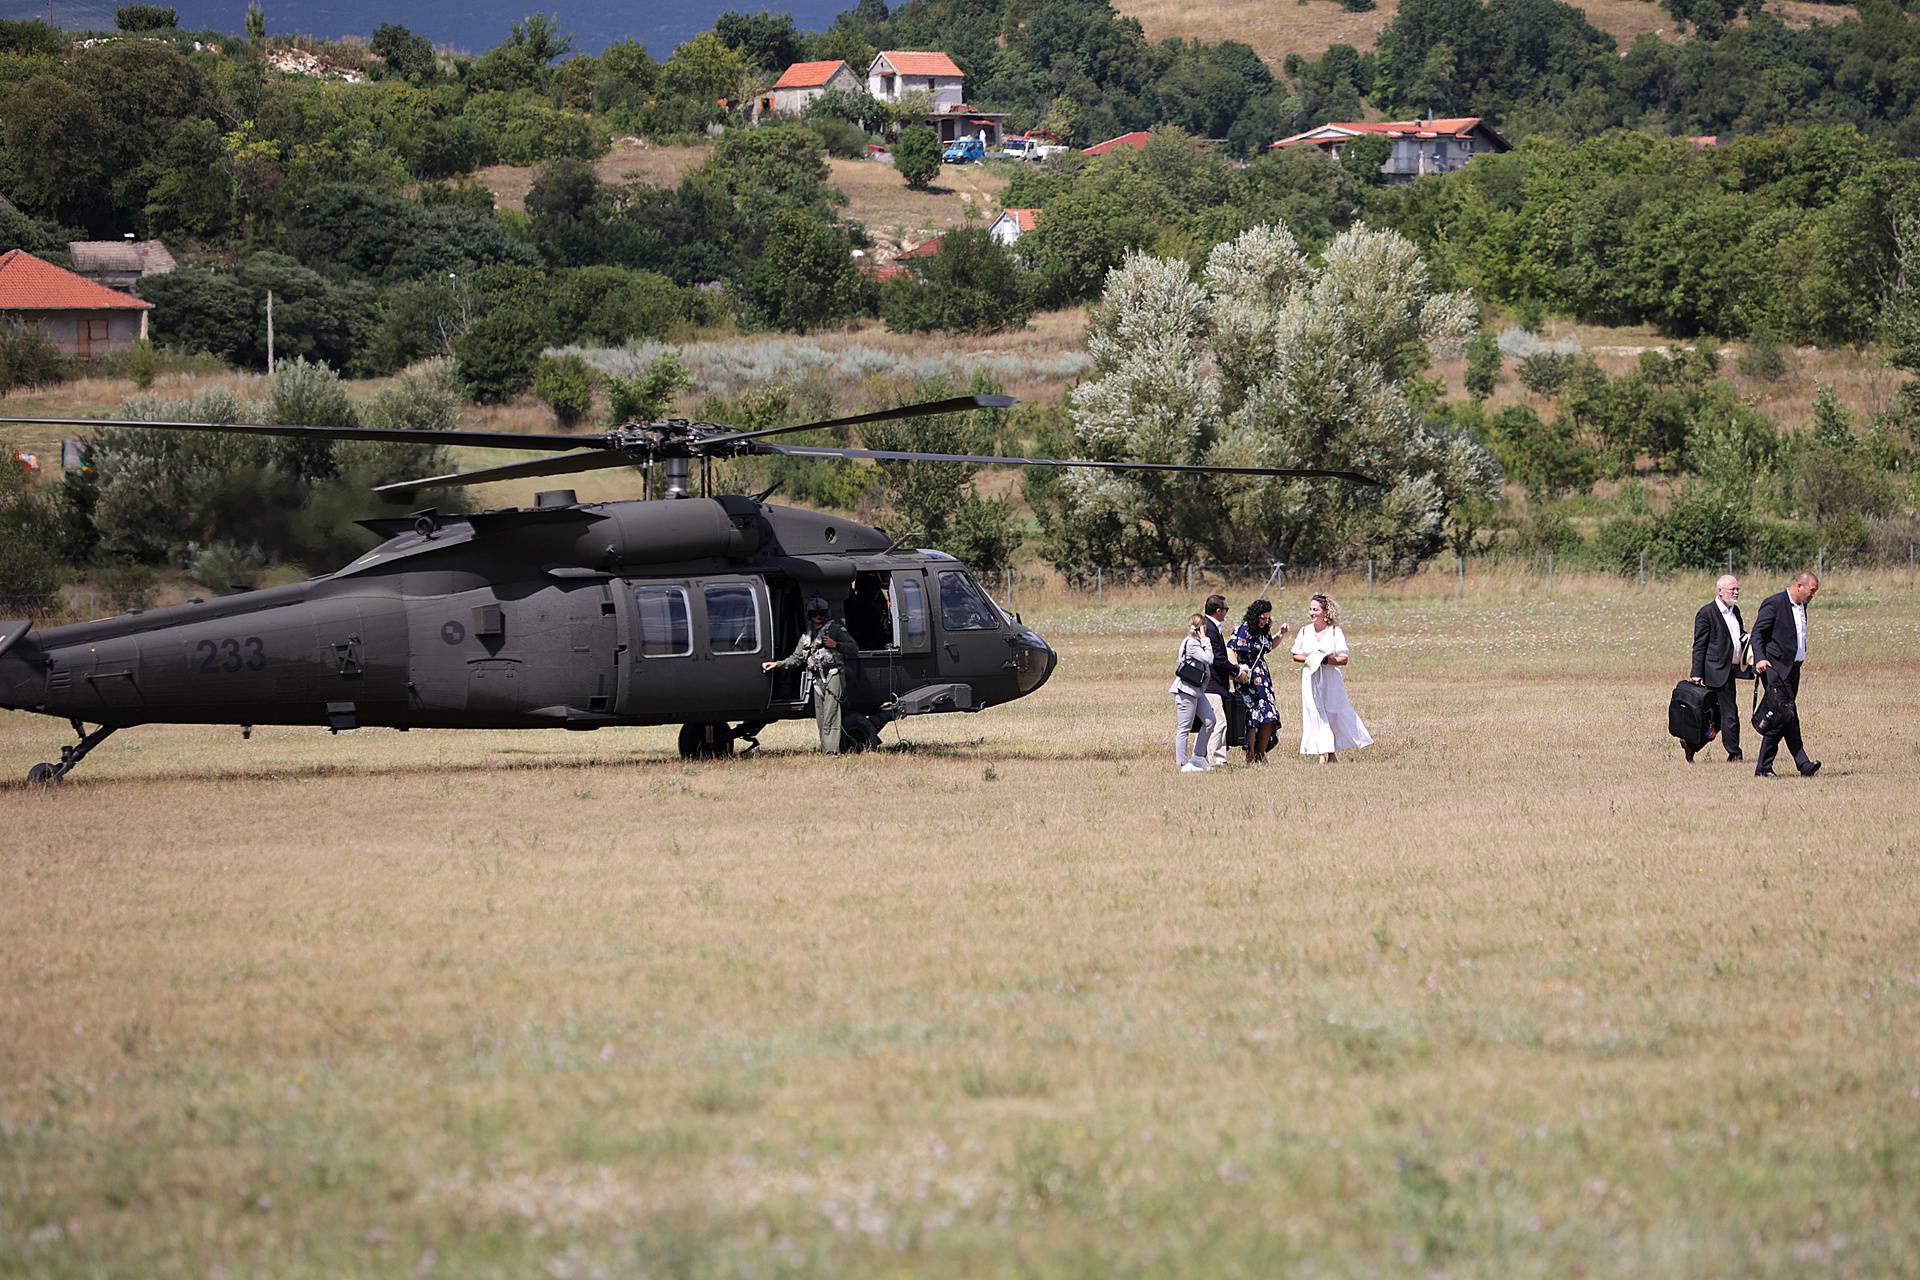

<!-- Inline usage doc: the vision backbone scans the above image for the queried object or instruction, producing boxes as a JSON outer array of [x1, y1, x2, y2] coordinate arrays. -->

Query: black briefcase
[[1224, 693, 1249, 748], [1669, 679, 1717, 749]]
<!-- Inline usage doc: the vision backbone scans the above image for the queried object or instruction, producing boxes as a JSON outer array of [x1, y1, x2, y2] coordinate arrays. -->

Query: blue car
[[943, 137, 986, 164]]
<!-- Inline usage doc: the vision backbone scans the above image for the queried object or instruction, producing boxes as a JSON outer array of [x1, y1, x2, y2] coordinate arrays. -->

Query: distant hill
[[1114, 0, 1857, 66]]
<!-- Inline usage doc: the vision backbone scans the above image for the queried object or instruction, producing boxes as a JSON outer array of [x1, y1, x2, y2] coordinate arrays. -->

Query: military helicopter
[[0, 396, 1379, 782]]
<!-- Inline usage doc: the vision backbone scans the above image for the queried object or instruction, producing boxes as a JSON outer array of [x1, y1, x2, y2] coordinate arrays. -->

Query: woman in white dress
[[1290, 593, 1372, 762]]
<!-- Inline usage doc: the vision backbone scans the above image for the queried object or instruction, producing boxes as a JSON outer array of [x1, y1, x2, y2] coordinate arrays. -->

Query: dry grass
[[826, 155, 1013, 255], [1431, 321, 1909, 428], [475, 138, 713, 213], [1118, 0, 1852, 65], [472, 138, 1012, 252], [3, 581, 1918, 1276]]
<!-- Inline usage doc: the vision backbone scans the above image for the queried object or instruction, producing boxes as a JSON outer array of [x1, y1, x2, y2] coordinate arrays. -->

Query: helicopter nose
[[1010, 627, 1055, 696]]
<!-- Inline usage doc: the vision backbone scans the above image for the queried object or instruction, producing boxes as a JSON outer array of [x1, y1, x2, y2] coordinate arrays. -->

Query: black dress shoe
[[1684, 744, 1697, 762], [1798, 759, 1822, 777], [1726, 752, 1743, 762], [1755, 769, 1780, 778]]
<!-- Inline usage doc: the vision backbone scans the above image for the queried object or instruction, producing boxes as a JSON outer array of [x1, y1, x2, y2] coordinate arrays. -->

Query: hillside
[[477, 138, 1012, 256], [1116, 0, 1856, 66]]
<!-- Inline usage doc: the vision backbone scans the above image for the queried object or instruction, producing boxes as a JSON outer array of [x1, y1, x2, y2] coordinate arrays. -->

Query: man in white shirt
[[1687, 573, 1747, 761], [1750, 571, 1820, 779]]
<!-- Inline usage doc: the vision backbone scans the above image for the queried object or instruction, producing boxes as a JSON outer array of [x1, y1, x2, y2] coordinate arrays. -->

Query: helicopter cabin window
[[846, 572, 895, 650], [938, 570, 999, 631], [703, 583, 759, 655], [633, 586, 691, 657], [895, 576, 929, 650]]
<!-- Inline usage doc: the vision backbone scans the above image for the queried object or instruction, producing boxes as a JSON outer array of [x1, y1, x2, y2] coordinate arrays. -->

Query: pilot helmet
[[805, 596, 832, 618]]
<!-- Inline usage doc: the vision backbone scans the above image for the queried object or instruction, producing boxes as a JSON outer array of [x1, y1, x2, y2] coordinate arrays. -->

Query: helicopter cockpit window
[[703, 584, 759, 655], [938, 570, 999, 631], [634, 586, 690, 657]]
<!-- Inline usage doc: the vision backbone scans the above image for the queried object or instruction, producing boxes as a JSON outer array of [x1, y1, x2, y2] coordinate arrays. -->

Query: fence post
[[1547, 553, 1554, 591], [1638, 551, 1646, 592], [1910, 543, 1915, 588], [1095, 567, 1103, 601], [1727, 549, 1734, 575], [1457, 555, 1465, 597], [1185, 563, 1192, 597], [1817, 546, 1825, 579], [1367, 558, 1374, 594]]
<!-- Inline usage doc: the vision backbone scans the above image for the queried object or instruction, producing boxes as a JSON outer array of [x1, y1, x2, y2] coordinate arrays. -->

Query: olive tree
[[1034, 222, 1498, 573]]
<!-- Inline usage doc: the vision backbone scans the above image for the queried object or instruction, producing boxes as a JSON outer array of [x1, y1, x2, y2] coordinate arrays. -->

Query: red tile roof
[[1272, 117, 1500, 148], [772, 60, 850, 90], [876, 50, 964, 77], [1082, 131, 1152, 156], [0, 250, 152, 311], [899, 235, 945, 258], [996, 208, 1041, 232]]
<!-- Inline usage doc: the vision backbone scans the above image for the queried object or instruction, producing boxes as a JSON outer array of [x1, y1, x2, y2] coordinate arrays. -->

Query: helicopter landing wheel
[[678, 722, 736, 760], [25, 762, 59, 786]]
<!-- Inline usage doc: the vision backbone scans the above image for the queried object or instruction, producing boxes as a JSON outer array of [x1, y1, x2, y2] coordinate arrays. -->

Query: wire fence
[[6, 543, 1916, 625], [985, 543, 1920, 610]]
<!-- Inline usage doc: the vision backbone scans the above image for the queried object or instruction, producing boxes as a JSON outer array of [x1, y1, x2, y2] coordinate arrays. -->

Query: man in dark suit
[[1686, 573, 1747, 762], [1201, 593, 1245, 768], [1749, 571, 1821, 779]]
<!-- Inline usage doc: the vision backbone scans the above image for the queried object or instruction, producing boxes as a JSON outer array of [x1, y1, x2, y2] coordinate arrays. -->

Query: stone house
[[0, 249, 152, 357], [67, 239, 177, 291], [1269, 117, 1510, 179], [754, 60, 864, 121]]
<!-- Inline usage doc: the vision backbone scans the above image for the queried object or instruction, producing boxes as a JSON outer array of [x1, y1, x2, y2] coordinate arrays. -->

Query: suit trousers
[[1755, 662, 1809, 774], [1205, 693, 1230, 766], [1705, 678, 1742, 757]]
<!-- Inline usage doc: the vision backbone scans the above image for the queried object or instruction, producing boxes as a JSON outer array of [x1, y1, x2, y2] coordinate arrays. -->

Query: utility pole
[[265, 289, 275, 375]]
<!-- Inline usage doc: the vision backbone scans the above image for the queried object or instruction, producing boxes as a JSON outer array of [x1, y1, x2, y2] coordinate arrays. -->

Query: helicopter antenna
[[882, 529, 925, 555], [749, 481, 782, 505]]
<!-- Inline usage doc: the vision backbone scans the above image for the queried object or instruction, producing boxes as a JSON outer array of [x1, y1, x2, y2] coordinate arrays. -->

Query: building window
[[88, 319, 109, 341]]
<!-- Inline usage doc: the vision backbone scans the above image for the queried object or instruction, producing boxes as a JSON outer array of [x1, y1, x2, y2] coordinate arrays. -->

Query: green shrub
[[1517, 351, 1577, 398], [1593, 516, 1655, 574], [0, 463, 63, 608], [809, 117, 869, 160], [455, 309, 546, 403], [114, 4, 177, 30], [606, 351, 691, 424], [0, 322, 67, 392], [1464, 332, 1501, 400], [880, 227, 1029, 336], [1653, 484, 1753, 569], [533, 353, 595, 426], [895, 127, 941, 190], [1749, 519, 1819, 569], [1737, 331, 1789, 382]]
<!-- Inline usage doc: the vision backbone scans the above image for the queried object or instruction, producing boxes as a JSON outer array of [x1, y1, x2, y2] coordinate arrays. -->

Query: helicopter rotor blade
[[756, 443, 1385, 486], [0, 416, 608, 452], [373, 449, 640, 498], [699, 394, 1018, 447]]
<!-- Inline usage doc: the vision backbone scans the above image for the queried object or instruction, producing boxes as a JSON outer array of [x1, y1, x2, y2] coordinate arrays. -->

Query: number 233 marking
[[195, 637, 266, 673]]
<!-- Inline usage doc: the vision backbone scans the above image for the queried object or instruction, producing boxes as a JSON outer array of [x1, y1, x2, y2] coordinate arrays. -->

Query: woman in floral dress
[[1228, 598, 1287, 764]]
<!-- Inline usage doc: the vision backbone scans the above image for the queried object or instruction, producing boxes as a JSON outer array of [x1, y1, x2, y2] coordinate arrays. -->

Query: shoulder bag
[[1751, 666, 1797, 736]]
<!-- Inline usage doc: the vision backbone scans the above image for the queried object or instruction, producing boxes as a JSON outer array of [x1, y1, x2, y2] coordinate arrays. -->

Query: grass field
[[4, 576, 1918, 1277], [1117, 0, 1855, 67]]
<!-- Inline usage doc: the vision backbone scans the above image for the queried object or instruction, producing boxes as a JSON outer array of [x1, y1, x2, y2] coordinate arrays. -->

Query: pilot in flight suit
[[763, 597, 860, 754]]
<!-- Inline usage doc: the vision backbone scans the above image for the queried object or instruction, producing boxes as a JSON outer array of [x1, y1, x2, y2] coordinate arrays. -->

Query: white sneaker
[[1180, 761, 1209, 773]]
